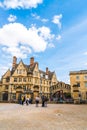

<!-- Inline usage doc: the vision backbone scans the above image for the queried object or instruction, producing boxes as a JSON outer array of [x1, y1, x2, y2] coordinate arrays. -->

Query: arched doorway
[[52, 90, 63, 102], [33, 85, 39, 98], [3, 92, 8, 101], [16, 86, 23, 103]]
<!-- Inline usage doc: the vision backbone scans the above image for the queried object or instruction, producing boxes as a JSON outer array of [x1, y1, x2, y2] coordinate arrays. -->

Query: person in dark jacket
[[41, 95, 45, 107], [22, 96, 25, 105], [44, 96, 48, 107]]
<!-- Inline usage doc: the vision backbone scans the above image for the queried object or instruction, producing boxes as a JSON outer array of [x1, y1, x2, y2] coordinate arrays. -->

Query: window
[[76, 75, 80, 80], [40, 79, 42, 84], [12, 93, 16, 100], [34, 71, 38, 76], [85, 82, 87, 87], [23, 69, 25, 74], [6, 77, 10, 82], [23, 86, 26, 91], [40, 73, 43, 77], [14, 78, 17, 82], [84, 76, 87, 80], [19, 69, 22, 74], [77, 83, 80, 87], [17, 69, 18, 74], [14, 85, 16, 89], [5, 85, 8, 89], [19, 78, 22, 82], [35, 79, 38, 84], [28, 78, 31, 82], [23, 78, 26, 82], [45, 75, 48, 79]]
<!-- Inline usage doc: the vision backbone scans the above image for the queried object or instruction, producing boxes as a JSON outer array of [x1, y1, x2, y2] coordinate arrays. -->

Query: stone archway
[[52, 90, 64, 101], [33, 85, 39, 98], [16, 86, 23, 102], [2, 92, 8, 101]]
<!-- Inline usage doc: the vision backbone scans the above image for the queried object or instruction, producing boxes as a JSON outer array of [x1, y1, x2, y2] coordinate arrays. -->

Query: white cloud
[[0, 23, 54, 58], [41, 18, 48, 23], [8, 14, 17, 22], [48, 43, 55, 48], [52, 14, 62, 28], [2, 46, 28, 58], [84, 63, 87, 66], [38, 26, 54, 40], [31, 13, 48, 23], [84, 52, 87, 55], [0, 0, 43, 9], [56, 35, 61, 40]]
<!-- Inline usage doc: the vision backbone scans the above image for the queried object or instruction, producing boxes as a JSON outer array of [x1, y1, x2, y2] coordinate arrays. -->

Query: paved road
[[0, 103, 87, 130]]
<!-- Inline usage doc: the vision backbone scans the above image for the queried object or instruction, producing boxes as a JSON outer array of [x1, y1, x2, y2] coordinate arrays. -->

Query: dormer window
[[76, 75, 79, 80], [19, 69, 22, 74], [40, 73, 43, 77], [34, 71, 38, 76], [23, 69, 25, 74], [45, 75, 48, 79]]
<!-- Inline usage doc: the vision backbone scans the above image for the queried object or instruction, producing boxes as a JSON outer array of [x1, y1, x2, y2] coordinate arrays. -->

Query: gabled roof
[[8, 58, 55, 80], [11, 64, 18, 75], [11, 61, 38, 76], [27, 62, 38, 74], [39, 70, 54, 80], [48, 71, 54, 80]]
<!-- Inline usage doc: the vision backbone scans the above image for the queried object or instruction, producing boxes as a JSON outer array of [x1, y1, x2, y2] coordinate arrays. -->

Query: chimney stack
[[12, 56, 17, 69], [30, 57, 34, 65], [46, 67, 48, 75]]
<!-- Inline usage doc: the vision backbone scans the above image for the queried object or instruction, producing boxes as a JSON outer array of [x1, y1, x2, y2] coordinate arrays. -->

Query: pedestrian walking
[[26, 96, 29, 105], [35, 96, 40, 107], [22, 96, 25, 105], [41, 94, 45, 107], [44, 96, 48, 107]]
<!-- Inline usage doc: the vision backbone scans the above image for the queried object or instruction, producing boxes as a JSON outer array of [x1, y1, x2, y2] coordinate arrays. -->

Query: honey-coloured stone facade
[[0, 56, 58, 102], [69, 70, 87, 101]]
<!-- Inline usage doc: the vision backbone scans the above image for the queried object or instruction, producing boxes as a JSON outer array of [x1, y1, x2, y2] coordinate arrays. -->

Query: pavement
[[0, 103, 87, 130]]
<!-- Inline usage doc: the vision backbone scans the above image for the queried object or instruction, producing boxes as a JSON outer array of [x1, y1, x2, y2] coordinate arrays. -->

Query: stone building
[[69, 70, 87, 101], [0, 56, 58, 102], [50, 81, 71, 101]]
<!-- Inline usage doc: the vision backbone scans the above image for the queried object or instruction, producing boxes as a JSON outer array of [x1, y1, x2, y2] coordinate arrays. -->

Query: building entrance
[[52, 90, 63, 101], [3, 92, 8, 101]]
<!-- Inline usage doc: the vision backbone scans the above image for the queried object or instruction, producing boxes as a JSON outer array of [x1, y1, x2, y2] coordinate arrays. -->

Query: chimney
[[46, 67, 48, 75], [30, 57, 34, 65], [12, 56, 17, 69]]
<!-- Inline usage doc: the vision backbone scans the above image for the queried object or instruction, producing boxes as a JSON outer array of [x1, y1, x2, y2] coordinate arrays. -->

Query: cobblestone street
[[0, 103, 87, 130]]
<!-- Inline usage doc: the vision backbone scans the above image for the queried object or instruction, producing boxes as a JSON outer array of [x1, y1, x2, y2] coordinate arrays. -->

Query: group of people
[[35, 95, 48, 107], [21, 95, 48, 107], [21, 96, 32, 105]]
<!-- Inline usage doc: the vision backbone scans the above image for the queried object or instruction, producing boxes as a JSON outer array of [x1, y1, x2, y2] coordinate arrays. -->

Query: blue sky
[[0, 0, 87, 83]]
